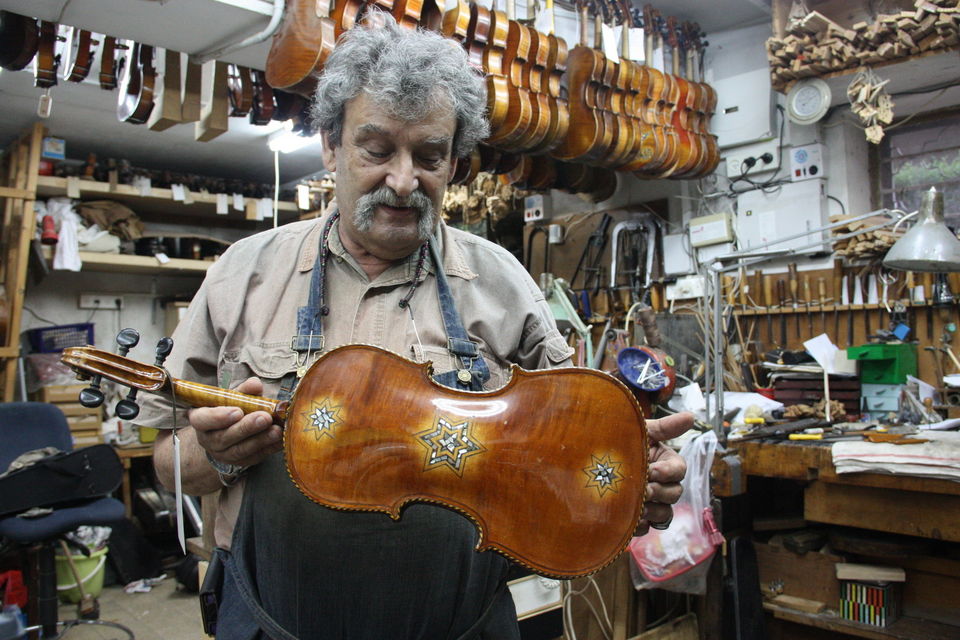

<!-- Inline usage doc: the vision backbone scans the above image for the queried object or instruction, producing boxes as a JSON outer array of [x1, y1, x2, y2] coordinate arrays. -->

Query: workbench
[[712, 438, 960, 639]]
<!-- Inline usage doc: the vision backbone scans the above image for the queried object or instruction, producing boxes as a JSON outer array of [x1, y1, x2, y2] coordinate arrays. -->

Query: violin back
[[285, 344, 648, 578]]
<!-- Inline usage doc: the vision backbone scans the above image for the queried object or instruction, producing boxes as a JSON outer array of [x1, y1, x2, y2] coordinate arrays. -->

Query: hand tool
[[847, 265, 857, 346], [818, 277, 827, 337], [788, 263, 800, 338], [925, 345, 945, 383], [924, 272, 935, 341], [833, 259, 842, 345], [861, 270, 871, 341], [762, 270, 774, 349], [776, 278, 787, 348], [803, 275, 813, 336]]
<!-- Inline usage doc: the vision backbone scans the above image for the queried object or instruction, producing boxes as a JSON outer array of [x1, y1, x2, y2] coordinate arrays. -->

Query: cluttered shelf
[[35, 175, 299, 222], [764, 602, 960, 640], [63, 250, 210, 276]]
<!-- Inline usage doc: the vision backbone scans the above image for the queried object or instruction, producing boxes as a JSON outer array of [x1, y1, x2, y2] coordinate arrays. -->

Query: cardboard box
[[34, 384, 87, 404]]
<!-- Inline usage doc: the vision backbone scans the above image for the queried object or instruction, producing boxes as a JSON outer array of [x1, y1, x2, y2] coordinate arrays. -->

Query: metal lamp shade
[[883, 187, 960, 272]]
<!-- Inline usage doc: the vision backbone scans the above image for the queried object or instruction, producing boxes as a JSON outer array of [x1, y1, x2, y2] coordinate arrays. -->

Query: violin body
[[34, 21, 59, 89], [286, 345, 648, 578], [0, 11, 39, 72], [117, 43, 156, 125], [266, 0, 337, 98], [61, 343, 648, 579]]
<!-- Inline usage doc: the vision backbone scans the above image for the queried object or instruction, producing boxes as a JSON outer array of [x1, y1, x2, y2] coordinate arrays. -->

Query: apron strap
[[428, 239, 490, 392]]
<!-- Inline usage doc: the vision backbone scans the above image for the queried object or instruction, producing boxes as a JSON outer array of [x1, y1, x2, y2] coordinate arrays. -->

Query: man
[[143, 13, 690, 639]]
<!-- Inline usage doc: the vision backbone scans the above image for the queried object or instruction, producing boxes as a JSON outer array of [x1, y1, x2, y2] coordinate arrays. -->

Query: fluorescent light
[[267, 129, 319, 154]]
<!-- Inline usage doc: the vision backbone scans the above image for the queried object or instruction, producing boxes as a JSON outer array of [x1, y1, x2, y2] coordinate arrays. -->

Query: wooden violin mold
[[61, 343, 647, 579]]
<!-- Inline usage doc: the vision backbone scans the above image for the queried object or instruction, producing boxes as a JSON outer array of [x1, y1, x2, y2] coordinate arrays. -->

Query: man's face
[[322, 92, 458, 262]]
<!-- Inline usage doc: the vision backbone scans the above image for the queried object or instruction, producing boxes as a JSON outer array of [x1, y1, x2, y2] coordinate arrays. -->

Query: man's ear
[[321, 130, 336, 173]]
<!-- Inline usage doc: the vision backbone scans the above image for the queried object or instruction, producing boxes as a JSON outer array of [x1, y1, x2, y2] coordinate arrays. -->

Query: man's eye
[[419, 155, 444, 167], [365, 148, 390, 159]]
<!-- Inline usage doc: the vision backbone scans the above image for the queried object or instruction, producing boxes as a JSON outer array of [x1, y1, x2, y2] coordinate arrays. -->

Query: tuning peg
[[116, 328, 140, 356], [154, 337, 174, 366], [115, 396, 139, 420], [79, 383, 105, 408]]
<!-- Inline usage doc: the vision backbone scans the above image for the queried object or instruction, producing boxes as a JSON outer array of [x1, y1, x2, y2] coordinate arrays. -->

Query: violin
[[97, 36, 124, 90], [61, 342, 648, 579], [249, 69, 276, 126], [228, 64, 254, 117], [659, 15, 698, 178], [550, 0, 604, 163], [611, 0, 658, 174], [34, 21, 60, 89], [117, 43, 157, 125], [684, 22, 720, 177], [484, 0, 534, 151], [441, 0, 471, 41], [266, 0, 337, 98], [594, 0, 634, 168], [0, 11, 38, 72], [529, 0, 570, 155], [62, 27, 96, 83]]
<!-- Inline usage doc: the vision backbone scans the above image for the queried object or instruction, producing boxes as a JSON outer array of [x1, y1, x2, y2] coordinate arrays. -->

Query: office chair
[[0, 402, 134, 639]]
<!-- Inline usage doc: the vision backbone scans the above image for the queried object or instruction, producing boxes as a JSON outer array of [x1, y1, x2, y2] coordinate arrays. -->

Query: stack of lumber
[[830, 213, 904, 259], [767, 0, 960, 90], [32, 384, 104, 447]]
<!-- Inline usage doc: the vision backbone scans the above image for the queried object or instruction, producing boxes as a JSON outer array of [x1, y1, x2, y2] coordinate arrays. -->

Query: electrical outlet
[[724, 139, 781, 178], [78, 294, 124, 310]]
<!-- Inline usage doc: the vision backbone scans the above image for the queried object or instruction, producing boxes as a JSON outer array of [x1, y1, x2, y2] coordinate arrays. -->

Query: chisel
[[803, 275, 813, 335], [833, 259, 842, 345], [777, 278, 787, 348], [788, 263, 800, 338], [818, 277, 827, 336]]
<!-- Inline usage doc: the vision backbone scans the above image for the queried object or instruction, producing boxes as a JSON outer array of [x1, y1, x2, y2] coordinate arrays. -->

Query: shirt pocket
[[220, 343, 296, 391], [544, 334, 575, 366]]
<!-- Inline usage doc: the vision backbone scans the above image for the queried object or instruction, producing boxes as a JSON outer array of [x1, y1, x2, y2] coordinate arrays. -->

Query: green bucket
[[55, 547, 108, 603]]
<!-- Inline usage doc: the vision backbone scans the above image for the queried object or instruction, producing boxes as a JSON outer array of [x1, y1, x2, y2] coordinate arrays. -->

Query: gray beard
[[353, 185, 436, 241]]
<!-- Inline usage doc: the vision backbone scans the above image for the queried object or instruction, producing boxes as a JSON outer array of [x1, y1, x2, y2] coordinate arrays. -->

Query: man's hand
[[635, 411, 694, 536], [189, 377, 283, 468]]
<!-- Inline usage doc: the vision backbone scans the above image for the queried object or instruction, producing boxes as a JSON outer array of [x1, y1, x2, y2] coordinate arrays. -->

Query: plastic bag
[[628, 430, 723, 595]]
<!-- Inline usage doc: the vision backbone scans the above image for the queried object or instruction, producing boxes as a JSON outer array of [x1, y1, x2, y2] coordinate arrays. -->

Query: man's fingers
[[646, 411, 694, 443], [648, 446, 687, 484], [234, 376, 264, 396], [642, 502, 673, 526], [188, 406, 244, 432]]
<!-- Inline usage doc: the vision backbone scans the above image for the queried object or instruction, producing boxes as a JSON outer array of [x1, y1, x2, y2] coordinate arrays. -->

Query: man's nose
[[384, 152, 419, 199]]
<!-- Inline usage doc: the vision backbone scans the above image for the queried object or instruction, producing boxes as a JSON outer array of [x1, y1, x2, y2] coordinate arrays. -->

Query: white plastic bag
[[628, 430, 724, 595]]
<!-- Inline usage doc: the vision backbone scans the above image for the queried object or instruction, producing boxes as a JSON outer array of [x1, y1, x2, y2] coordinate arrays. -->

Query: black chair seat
[[0, 497, 125, 544]]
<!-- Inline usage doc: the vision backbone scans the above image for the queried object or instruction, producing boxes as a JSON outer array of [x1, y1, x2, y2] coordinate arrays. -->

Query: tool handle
[[818, 277, 826, 305], [788, 263, 798, 306]]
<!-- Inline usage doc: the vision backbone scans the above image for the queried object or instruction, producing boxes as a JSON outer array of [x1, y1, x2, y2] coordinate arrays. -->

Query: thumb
[[646, 411, 694, 443]]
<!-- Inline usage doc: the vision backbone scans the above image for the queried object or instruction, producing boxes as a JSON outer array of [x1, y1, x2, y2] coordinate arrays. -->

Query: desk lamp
[[883, 186, 960, 272]]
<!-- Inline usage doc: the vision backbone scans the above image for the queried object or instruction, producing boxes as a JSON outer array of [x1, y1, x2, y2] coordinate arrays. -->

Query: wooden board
[[756, 542, 845, 606], [804, 480, 960, 543]]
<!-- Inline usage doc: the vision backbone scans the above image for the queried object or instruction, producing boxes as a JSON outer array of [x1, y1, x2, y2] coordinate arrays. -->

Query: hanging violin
[[61, 339, 648, 579]]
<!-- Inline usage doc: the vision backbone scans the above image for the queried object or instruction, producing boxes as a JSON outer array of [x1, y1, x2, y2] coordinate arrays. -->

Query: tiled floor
[[54, 577, 205, 640]]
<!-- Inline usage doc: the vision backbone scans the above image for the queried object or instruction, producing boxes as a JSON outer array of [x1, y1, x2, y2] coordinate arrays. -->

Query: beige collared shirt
[[138, 210, 573, 547]]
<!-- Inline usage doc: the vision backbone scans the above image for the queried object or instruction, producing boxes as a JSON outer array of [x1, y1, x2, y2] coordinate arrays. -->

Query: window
[[877, 111, 960, 227]]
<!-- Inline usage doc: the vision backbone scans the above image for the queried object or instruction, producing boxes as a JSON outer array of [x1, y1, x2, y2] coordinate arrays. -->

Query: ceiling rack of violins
[[1, 0, 720, 196], [264, 0, 720, 194], [0, 10, 314, 138]]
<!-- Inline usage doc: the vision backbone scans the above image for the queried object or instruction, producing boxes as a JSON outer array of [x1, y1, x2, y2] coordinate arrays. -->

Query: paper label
[[155, 252, 171, 264], [171, 183, 186, 201], [534, 9, 552, 35], [216, 193, 228, 215], [233, 193, 245, 211], [182, 186, 194, 205], [297, 184, 310, 210], [66, 176, 81, 199], [134, 175, 152, 196], [173, 430, 185, 554], [628, 27, 645, 63], [601, 23, 619, 62]]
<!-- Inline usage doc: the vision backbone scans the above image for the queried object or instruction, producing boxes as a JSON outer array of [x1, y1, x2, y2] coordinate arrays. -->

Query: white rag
[[832, 430, 960, 482]]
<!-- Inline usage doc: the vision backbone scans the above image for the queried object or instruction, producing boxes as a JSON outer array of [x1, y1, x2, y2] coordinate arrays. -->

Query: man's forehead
[[344, 93, 457, 138]]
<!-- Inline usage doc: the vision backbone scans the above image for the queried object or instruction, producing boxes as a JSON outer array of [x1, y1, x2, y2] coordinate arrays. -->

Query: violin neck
[[169, 378, 288, 425]]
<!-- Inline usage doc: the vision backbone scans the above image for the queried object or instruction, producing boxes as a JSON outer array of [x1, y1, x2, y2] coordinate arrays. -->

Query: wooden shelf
[[41, 248, 212, 276], [35, 175, 299, 222], [765, 602, 960, 640]]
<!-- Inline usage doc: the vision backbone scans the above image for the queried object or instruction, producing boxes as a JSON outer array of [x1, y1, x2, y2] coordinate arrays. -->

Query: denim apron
[[214, 228, 519, 640]]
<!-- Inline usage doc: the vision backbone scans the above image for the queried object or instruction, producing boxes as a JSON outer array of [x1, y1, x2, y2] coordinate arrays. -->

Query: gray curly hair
[[311, 13, 489, 158]]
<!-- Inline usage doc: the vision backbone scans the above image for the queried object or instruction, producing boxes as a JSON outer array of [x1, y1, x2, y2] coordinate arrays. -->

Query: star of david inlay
[[415, 416, 486, 476], [583, 454, 624, 497], [301, 399, 342, 441]]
